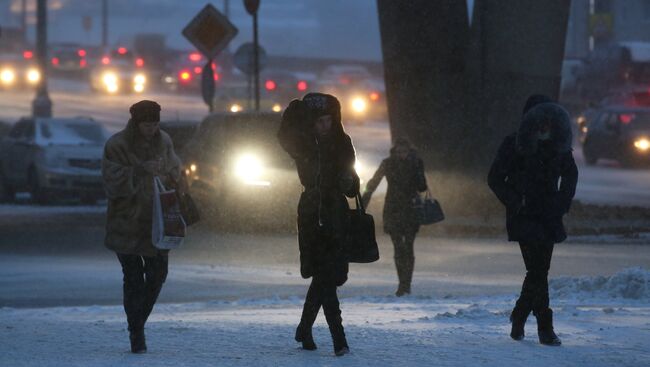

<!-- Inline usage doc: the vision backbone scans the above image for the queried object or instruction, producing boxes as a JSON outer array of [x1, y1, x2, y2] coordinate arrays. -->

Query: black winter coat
[[363, 150, 427, 234], [488, 102, 578, 244], [277, 100, 359, 286]]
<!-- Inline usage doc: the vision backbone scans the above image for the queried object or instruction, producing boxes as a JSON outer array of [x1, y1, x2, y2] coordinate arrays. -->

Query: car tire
[[28, 168, 49, 205]]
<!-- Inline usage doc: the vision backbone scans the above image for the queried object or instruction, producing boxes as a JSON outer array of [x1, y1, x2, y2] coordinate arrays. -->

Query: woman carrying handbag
[[277, 93, 360, 356], [361, 138, 428, 297]]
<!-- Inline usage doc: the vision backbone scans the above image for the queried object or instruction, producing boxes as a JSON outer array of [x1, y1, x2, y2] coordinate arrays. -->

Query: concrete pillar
[[376, 0, 469, 168]]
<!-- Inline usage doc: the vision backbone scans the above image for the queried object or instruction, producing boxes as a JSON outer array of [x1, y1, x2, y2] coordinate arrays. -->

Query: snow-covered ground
[[1, 268, 648, 367]]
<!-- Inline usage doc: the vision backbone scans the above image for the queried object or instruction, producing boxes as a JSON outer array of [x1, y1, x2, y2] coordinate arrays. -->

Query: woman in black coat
[[361, 138, 427, 296], [277, 93, 359, 357], [488, 95, 578, 346]]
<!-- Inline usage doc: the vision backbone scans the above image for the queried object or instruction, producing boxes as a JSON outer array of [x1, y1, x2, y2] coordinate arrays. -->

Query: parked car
[[0, 117, 109, 204], [582, 106, 650, 166], [182, 112, 300, 227]]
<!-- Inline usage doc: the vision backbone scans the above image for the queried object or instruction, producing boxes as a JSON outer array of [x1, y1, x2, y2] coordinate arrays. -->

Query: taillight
[[179, 70, 192, 82], [214, 72, 220, 81], [117, 47, 127, 55], [79, 59, 87, 68], [51, 57, 59, 66], [101, 56, 111, 65], [136, 58, 144, 67], [369, 92, 380, 101], [265, 80, 276, 91], [297, 80, 308, 91], [620, 114, 635, 124], [189, 53, 202, 62], [78, 49, 87, 57], [23, 50, 34, 59], [194, 66, 202, 74]]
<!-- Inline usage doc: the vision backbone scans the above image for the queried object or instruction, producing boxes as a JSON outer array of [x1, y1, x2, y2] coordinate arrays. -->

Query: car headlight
[[26, 68, 41, 84], [102, 71, 119, 93], [134, 74, 146, 85], [230, 103, 243, 113], [634, 138, 650, 152], [0, 68, 16, 85], [133, 84, 145, 93], [102, 72, 117, 86], [234, 154, 269, 186], [351, 96, 368, 114], [272, 103, 282, 113]]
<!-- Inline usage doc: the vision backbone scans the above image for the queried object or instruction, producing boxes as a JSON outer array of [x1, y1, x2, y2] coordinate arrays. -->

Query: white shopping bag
[[152, 176, 186, 249]]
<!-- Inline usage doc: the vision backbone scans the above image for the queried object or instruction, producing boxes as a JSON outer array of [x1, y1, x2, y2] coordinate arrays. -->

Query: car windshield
[[38, 120, 108, 145]]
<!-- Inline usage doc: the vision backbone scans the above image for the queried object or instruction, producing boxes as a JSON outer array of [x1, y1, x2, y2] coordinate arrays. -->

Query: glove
[[281, 99, 310, 133]]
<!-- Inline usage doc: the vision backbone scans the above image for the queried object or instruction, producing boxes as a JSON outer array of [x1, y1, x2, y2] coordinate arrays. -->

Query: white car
[[0, 117, 109, 204]]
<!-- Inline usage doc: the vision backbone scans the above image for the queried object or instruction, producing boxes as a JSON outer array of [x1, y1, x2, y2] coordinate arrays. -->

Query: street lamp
[[32, 0, 52, 118]]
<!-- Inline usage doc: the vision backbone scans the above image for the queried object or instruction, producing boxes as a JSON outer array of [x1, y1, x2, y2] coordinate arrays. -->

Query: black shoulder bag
[[347, 194, 379, 263]]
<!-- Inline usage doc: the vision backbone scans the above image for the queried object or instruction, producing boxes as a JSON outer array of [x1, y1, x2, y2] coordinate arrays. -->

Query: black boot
[[394, 259, 409, 297], [326, 312, 349, 356], [295, 323, 317, 350], [331, 326, 349, 357], [129, 329, 147, 354], [509, 305, 531, 341], [536, 309, 561, 346]]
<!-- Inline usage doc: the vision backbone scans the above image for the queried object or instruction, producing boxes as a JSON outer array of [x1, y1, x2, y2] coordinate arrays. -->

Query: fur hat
[[517, 102, 572, 155], [129, 100, 161, 123]]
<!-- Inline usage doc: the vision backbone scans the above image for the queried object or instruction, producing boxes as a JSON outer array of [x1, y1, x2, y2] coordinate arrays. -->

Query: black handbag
[[346, 194, 380, 263], [178, 192, 201, 226], [414, 191, 445, 225]]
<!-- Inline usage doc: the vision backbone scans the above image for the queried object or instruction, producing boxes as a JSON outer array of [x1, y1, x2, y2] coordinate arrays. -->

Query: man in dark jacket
[[277, 93, 359, 356], [488, 95, 578, 346], [102, 100, 181, 353], [362, 137, 427, 296]]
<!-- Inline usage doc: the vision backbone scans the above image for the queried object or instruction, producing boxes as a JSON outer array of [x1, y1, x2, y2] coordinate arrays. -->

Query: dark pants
[[515, 241, 554, 315], [299, 273, 344, 340], [390, 231, 417, 290], [117, 252, 168, 333]]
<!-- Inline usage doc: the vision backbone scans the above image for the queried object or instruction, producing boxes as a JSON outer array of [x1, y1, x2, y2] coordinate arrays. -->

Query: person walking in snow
[[277, 93, 360, 356], [488, 95, 578, 346], [361, 137, 428, 296], [102, 100, 182, 353]]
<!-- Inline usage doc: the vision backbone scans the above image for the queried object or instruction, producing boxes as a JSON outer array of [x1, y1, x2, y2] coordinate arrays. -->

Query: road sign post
[[183, 4, 238, 111], [201, 60, 216, 112], [244, 0, 261, 112], [233, 42, 267, 109]]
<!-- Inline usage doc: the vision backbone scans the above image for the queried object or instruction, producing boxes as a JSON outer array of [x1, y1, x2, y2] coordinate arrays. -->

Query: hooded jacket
[[277, 94, 359, 285], [488, 101, 578, 244], [362, 147, 427, 234], [102, 119, 181, 256]]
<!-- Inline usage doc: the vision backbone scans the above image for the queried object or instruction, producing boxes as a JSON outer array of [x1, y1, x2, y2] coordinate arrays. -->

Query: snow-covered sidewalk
[[1, 268, 648, 367]]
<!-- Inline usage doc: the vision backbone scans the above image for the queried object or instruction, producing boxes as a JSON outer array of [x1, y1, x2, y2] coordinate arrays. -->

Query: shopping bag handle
[[355, 193, 366, 212], [154, 176, 167, 192]]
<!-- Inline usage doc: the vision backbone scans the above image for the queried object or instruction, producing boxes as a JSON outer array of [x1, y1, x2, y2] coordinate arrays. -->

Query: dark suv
[[582, 106, 650, 166], [183, 112, 300, 227]]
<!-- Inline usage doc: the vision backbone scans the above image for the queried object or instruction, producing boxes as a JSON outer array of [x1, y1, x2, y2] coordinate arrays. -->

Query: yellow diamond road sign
[[182, 4, 238, 59]]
